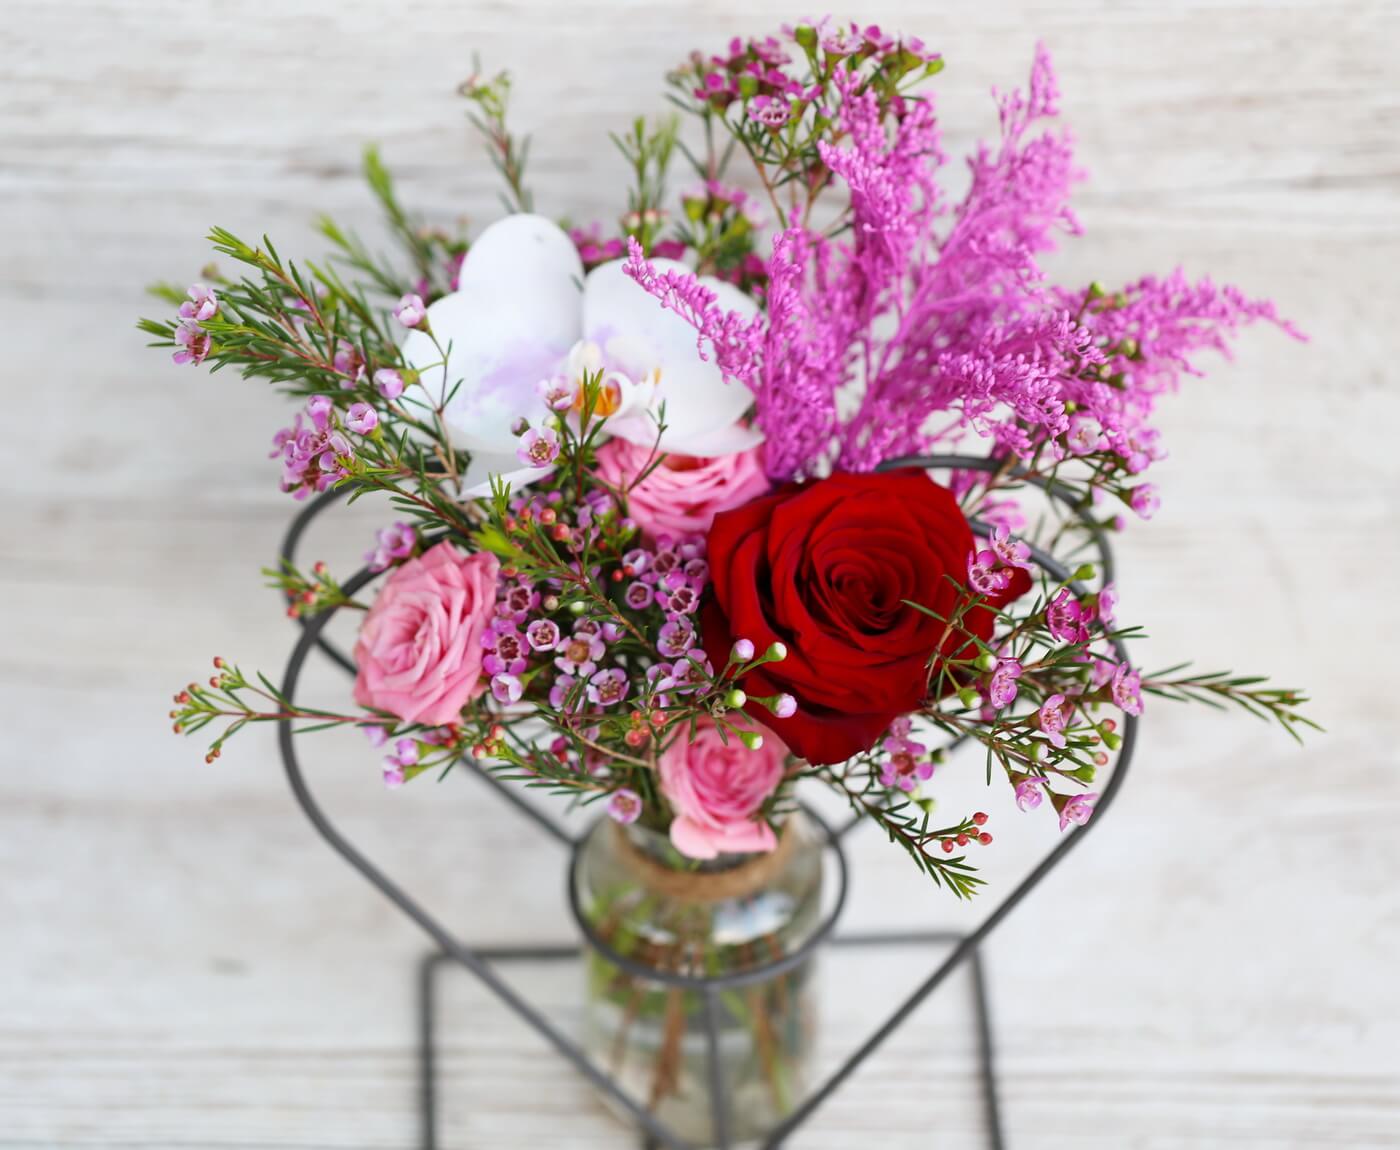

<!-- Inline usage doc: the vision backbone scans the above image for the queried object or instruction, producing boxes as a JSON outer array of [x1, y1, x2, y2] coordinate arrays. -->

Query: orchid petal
[[582, 259, 758, 452], [402, 214, 582, 453]]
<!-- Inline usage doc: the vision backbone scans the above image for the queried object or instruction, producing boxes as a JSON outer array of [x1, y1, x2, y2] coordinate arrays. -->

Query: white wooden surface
[[3, 1, 1399, 1147]]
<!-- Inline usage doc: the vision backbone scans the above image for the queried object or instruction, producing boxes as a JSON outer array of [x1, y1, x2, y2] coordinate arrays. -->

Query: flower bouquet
[[148, 20, 1315, 1144]]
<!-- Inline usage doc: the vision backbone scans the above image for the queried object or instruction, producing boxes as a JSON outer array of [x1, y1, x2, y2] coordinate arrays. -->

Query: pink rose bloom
[[594, 439, 769, 539], [658, 716, 788, 860], [353, 542, 499, 725]]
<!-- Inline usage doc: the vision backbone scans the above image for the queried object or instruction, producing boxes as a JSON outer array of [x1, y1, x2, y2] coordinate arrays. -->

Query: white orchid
[[401, 213, 761, 496]]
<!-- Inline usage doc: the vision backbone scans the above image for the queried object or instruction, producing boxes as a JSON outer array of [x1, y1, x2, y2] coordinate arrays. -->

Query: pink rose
[[594, 439, 769, 539], [353, 542, 499, 725], [658, 716, 788, 859]]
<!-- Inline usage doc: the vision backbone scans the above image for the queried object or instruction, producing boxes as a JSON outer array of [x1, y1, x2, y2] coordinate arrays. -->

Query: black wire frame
[[274, 455, 1138, 1149]]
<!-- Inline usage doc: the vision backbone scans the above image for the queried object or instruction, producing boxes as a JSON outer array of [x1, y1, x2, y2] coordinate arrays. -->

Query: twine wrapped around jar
[[610, 819, 798, 904]]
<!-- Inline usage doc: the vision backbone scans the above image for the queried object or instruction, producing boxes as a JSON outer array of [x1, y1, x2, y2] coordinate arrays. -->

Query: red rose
[[701, 470, 1029, 766]]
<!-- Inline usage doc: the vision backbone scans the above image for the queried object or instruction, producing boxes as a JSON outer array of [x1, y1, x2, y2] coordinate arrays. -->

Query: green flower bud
[[975, 652, 998, 672], [725, 688, 748, 709], [793, 23, 818, 49], [739, 730, 765, 751], [765, 642, 788, 662], [1072, 563, 1096, 582], [568, 600, 586, 616], [957, 687, 981, 709]]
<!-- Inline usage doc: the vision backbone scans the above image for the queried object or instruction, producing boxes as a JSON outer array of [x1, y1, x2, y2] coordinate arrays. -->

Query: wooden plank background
[[3, 1, 1398, 1146]]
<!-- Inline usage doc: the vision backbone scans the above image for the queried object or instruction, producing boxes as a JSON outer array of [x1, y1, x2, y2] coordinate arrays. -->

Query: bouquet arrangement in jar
[[148, 21, 1314, 1142]]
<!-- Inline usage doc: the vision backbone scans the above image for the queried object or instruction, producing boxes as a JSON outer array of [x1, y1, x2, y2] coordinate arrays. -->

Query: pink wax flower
[[393, 293, 426, 329], [352, 542, 499, 725], [1046, 588, 1089, 644], [345, 402, 379, 434], [607, 788, 643, 825], [1111, 663, 1144, 716], [517, 426, 561, 468], [967, 549, 1012, 596], [1059, 791, 1099, 832], [989, 524, 1032, 570], [1038, 694, 1071, 749], [594, 438, 769, 540], [986, 658, 1024, 710], [172, 320, 211, 366], [373, 368, 405, 400], [1096, 582, 1118, 627], [658, 715, 788, 859], [178, 283, 219, 322], [1014, 777, 1044, 812], [1129, 484, 1160, 519]]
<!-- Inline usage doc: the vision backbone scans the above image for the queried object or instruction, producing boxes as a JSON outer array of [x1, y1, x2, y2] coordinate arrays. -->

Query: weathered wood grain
[[2, 0, 1399, 1146]]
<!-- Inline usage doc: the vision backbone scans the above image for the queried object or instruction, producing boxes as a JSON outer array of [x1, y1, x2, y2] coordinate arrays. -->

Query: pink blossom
[[607, 788, 643, 825], [593, 438, 769, 540], [536, 373, 579, 411], [393, 293, 426, 328], [967, 549, 1012, 596], [365, 521, 417, 573], [1065, 415, 1104, 455], [987, 658, 1024, 710], [482, 627, 528, 676], [332, 340, 365, 385], [554, 626, 605, 676], [525, 619, 560, 651], [658, 715, 788, 859], [345, 402, 379, 434], [383, 737, 419, 770], [1038, 694, 1071, 749], [1059, 791, 1098, 831], [352, 543, 499, 725], [172, 321, 211, 366], [1111, 663, 1144, 716], [773, 693, 798, 718], [989, 525, 1031, 570], [1014, 777, 1044, 811], [731, 638, 755, 663], [587, 667, 630, 709], [657, 618, 696, 659], [373, 368, 405, 400], [490, 673, 523, 704], [178, 283, 219, 322], [1097, 582, 1118, 627], [1129, 484, 1160, 519], [748, 95, 791, 127], [1046, 588, 1090, 644], [272, 396, 354, 499], [878, 717, 932, 792], [516, 426, 560, 468]]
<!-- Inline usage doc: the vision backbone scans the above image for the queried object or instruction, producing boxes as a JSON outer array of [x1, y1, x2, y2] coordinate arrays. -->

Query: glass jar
[[573, 810, 826, 1146]]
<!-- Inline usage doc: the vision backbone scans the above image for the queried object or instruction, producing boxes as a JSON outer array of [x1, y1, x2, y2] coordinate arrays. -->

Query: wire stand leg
[[969, 947, 1005, 1150]]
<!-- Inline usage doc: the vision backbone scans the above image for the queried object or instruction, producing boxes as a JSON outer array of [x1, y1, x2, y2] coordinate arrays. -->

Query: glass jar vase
[[572, 810, 827, 1146]]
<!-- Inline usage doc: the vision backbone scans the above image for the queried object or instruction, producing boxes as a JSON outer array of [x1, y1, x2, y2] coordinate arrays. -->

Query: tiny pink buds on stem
[[773, 693, 797, 718], [731, 638, 755, 663]]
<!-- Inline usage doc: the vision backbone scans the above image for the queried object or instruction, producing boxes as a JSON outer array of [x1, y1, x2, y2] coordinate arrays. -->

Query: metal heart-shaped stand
[[275, 455, 1138, 1149]]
